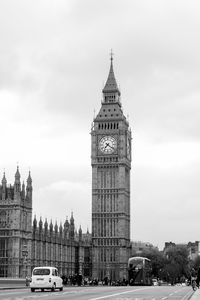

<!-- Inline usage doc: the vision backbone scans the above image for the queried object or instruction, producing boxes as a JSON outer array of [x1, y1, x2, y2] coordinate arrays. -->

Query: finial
[[110, 49, 114, 62]]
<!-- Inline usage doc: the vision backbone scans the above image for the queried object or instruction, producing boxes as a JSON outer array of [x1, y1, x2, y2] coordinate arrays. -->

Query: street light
[[22, 244, 28, 279]]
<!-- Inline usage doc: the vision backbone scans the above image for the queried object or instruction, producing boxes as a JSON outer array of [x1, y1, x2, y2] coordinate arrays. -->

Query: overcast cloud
[[1, 0, 200, 249]]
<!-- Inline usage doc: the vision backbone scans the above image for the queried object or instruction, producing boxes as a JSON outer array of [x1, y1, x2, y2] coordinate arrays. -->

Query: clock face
[[99, 136, 117, 154]]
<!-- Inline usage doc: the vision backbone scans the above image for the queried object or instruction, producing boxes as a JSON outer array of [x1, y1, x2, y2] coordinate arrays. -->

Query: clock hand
[[105, 143, 110, 148], [106, 143, 115, 150]]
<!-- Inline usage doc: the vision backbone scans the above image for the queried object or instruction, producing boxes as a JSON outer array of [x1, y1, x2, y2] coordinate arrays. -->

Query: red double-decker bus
[[128, 256, 152, 286]]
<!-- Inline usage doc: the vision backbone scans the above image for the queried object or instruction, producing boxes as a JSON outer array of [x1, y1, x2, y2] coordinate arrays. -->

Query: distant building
[[187, 241, 200, 260], [130, 241, 158, 256], [163, 241, 200, 260]]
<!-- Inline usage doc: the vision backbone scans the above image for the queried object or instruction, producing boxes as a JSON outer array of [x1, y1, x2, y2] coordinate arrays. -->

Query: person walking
[[191, 268, 197, 290], [196, 266, 200, 288]]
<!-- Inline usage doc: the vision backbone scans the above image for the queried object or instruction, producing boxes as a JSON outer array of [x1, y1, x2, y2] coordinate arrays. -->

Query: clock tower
[[91, 54, 131, 281]]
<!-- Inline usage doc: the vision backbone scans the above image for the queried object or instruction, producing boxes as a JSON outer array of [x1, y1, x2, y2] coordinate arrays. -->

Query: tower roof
[[102, 52, 120, 95], [2, 172, 7, 185], [15, 166, 20, 180]]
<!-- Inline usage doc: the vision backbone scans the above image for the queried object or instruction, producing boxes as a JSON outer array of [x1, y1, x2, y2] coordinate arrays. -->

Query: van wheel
[[31, 288, 35, 292], [60, 287, 63, 291], [41, 288, 44, 292], [51, 284, 56, 292]]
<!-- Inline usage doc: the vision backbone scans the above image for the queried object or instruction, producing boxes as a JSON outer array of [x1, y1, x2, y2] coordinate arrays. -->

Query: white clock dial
[[99, 136, 117, 154]]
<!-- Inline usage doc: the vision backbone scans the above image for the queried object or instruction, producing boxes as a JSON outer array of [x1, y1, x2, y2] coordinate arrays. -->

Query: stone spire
[[102, 50, 121, 100], [2, 172, 7, 187], [22, 181, 25, 199], [15, 166, 20, 181], [78, 225, 82, 241], [70, 212, 75, 239], [1, 172, 7, 199], [44, 218, 48, 232], [27, 171, 32, 186], [14, 166, 21, 194], [26, 171, 32, 201], [70, 212, 74, 225], [33, 215, 37, 229]]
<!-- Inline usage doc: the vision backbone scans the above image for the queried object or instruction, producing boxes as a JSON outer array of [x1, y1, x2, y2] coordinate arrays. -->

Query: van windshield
[[33, 268, 50, 276]]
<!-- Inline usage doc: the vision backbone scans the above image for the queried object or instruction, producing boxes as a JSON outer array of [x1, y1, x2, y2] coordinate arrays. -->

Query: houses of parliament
[[0, 55, 132, 281]]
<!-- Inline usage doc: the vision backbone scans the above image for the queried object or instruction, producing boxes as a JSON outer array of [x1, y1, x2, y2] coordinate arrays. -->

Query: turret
[[26, 171, 32, 201], [21, 181, 25, 200], [54, 221, 58, 234], [69, 212, 75, 239], [33, 215, 37, 231], [59, 223, 63, 237], [78, 226, 82, 241], [44, 218, 48, 233], [14, 166, 21, 195], [64, 217, 69, 239], [102, 51, 121, 105], [1, 172, 7, 200], [39, 217, 43, 231], [49, 220, 53, 235]]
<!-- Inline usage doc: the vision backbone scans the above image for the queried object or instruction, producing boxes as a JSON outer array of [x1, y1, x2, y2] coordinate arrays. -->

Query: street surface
[[0, 285, 195, 300]]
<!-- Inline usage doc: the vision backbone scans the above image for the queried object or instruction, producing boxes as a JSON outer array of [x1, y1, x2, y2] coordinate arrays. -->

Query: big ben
[[91, 54, 132, 281]]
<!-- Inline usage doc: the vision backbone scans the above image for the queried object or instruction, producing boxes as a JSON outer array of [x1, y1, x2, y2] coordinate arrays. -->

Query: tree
[[139, 245, 190, 283], [164, 245, 190, 283], [139, 248, 166, 278]]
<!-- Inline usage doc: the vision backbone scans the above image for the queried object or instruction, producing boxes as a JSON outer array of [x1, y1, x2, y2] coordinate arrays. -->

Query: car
[[30, 266, 63, 292], [152, 278, 158, 286]]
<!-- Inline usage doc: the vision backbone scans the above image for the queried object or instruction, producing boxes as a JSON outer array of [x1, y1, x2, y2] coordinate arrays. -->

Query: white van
[[30, 266, 63, 292]]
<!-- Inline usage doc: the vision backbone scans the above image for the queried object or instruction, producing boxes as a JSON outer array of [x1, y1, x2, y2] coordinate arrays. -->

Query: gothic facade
[[91, 56, 132, 281], [0, 168, 32, 277], [31, 214, 92, 278], [0, 168, 92, 278]]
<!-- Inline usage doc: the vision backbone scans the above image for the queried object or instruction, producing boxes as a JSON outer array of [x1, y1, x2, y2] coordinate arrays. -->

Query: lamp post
[[22, 244, 28, 279]]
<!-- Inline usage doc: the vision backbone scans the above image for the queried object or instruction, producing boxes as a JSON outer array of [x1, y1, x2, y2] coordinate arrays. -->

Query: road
[[0, 285, 194, 300]]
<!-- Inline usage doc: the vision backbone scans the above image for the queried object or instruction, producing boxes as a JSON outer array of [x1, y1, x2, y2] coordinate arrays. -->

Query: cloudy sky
[[1, 0, 200, 249]]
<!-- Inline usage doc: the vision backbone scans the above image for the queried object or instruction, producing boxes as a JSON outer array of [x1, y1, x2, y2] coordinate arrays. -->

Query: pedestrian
[[196, 266, 200, 288], [25, 276, 29, 287], [190, 267, 197, 289]]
